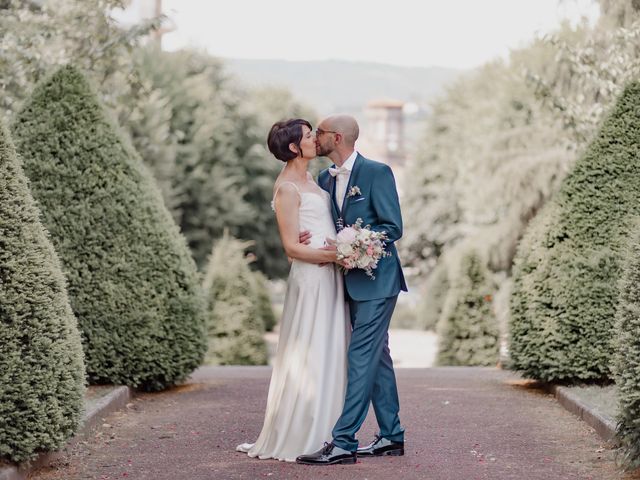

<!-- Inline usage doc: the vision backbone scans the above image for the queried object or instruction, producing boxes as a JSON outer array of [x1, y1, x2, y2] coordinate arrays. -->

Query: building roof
[[366, 98, 405, 109]]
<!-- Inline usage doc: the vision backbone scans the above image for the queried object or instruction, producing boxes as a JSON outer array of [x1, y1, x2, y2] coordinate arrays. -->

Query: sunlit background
[[109, 0, 621, 367], [2, 0, 636, 371]]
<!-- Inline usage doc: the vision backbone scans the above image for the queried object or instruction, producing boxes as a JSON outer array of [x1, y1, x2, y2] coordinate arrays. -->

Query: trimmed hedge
[[0, 121, 85, 463], [436, 250, 499, 366], [417, 261, 449, 331], [613, 222, 640, 469], [252, 270, 277, 332], [203, 233, 268, 365], [11, 65, 206, 391], [509, 202, 563, 375], [509, 81, 640, 382]]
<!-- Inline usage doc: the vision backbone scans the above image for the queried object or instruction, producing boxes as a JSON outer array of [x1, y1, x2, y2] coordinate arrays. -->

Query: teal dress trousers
[[318, 153, 407, 451]]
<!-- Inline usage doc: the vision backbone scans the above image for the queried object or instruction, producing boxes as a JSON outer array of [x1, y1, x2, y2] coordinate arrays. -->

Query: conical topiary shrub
[[613, 222, 640, 470], [417, 260, 449, 331], [252, 270, 277, 332], [509, 202, 564, 376], [0, 121, 85, 463], [11, 65, 206, 391], [509, 81, 640, 382], [436, 250, 499, 366], [203, 232, 268, 365]]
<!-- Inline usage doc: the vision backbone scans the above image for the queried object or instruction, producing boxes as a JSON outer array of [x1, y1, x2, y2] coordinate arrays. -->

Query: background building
[[362, 99, 406, 167]]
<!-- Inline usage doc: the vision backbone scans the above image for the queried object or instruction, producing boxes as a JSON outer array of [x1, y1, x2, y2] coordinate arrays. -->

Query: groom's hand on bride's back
[[299, 230, 312, 245]]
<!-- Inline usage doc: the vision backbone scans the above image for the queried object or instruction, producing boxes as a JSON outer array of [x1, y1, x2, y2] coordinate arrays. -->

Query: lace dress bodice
[[272, 181, 337, 249]]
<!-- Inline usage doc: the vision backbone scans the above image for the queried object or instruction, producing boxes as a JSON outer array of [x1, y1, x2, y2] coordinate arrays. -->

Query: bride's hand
[[318, 243, 336, 266], [336, 258, 351, 268]]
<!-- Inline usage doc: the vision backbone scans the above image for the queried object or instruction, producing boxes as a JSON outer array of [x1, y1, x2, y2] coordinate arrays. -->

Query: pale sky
[[153, 0, 600, 69]]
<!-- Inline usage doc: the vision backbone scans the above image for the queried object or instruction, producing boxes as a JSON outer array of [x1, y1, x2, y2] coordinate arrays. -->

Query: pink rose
[[336, 227, 358, 245]]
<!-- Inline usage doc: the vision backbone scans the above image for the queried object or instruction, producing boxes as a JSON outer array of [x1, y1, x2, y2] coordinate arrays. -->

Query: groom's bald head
[[319, 114, 359, 147]]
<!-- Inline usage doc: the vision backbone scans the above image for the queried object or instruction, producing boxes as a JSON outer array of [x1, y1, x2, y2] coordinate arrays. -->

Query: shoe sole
[[384, 449, 404, 456], [359, 449, 404, 457], [296, 457, 357, 465]]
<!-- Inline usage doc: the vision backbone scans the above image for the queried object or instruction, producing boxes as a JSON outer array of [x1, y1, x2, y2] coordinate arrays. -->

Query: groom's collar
[[336, 150, 358, 171]]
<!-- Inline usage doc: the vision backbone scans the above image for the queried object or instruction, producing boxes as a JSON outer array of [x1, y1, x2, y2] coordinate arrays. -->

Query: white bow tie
[[328, 166, 350, 177]]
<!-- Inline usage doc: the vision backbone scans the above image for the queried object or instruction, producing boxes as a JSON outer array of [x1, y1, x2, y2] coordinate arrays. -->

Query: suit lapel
[[328, 167, 340, 222], [340, 154, 363, 220]]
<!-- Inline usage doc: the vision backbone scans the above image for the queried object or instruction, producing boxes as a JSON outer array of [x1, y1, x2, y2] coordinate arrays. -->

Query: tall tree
[[0, 0, 159, 121], [527, 2, 640, 149], [402, 33, 576, 281], [121, 47, 313, 278]]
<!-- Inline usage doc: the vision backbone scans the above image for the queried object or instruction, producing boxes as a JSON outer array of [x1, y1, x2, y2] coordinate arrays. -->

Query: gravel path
[[31, 366, 637, 480]]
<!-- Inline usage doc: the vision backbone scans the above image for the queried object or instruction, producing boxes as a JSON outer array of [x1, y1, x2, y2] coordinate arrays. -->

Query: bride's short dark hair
[[267, 118, 312, 162]]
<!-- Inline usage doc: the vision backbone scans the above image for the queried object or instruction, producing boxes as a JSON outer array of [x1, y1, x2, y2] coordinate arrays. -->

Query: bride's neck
[[283, 157, 309, 182]]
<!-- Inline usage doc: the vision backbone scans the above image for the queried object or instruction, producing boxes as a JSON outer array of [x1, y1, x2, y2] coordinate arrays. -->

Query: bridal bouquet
[[335, 218, 390, 279]]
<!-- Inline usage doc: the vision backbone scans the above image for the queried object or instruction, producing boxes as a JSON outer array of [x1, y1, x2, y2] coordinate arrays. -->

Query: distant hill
[[224, 58, 462, 115]]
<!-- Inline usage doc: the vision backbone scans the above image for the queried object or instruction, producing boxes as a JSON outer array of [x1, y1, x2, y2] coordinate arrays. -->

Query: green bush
[[252, 270, 277, 332], [613, 222, 640, 469], [509, 202, 563, 375], [436, 250, 499, 366], [0, 121, 85, 463], [416, 261, 450, 331], [11, 65, 206, 391], [203, 233, 267, 365], [509, 81, 640, 382]]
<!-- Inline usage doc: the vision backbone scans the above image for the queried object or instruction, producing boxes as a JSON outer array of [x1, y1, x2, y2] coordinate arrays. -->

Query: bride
[[236, 118, 351, 462]]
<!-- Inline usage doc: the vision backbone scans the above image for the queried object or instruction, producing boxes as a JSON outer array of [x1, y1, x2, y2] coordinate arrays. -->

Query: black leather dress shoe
[[357, 435, 404, 457], [296, 442, 357, 465]]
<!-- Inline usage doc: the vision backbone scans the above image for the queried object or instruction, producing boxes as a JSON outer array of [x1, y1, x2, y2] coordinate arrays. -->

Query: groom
[[296, 115, 408, 466]]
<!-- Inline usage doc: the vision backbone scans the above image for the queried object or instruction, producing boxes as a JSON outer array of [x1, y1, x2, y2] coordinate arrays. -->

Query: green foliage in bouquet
[[203, 232, 268, 365], [436, 250, 499, 366], [11, 66, 206, 391], [509, 81, 640, 382], [0, 121, 85, 463], [613, 222, 640, 470]]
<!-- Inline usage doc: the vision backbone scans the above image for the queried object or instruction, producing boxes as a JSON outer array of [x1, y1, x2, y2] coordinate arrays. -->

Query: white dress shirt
[[335, 150, 358, 211]]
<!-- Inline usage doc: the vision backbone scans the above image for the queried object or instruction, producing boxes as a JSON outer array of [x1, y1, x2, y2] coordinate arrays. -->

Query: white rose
[[356, 255, 374, 268]]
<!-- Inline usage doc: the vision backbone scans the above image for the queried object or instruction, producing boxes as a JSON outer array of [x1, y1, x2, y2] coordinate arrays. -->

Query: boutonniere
[[347, 186, 362, 198]]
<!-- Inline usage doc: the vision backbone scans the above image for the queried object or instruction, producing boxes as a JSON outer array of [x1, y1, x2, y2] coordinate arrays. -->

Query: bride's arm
[[274, 184, 337, 264]]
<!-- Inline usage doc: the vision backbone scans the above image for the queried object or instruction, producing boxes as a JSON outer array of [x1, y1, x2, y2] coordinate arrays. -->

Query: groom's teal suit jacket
[[318, 153, 408, 301]]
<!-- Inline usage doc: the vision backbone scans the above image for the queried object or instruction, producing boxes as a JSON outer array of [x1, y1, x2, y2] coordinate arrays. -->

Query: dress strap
[[271, 181, 301, 212]]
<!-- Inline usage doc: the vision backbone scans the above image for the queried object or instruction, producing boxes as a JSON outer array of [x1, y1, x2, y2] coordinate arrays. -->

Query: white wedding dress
[[236, 181, 350, 462]]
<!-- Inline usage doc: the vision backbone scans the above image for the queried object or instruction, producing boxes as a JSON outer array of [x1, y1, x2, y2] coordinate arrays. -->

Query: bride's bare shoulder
[[273, 178, 300, 198]]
